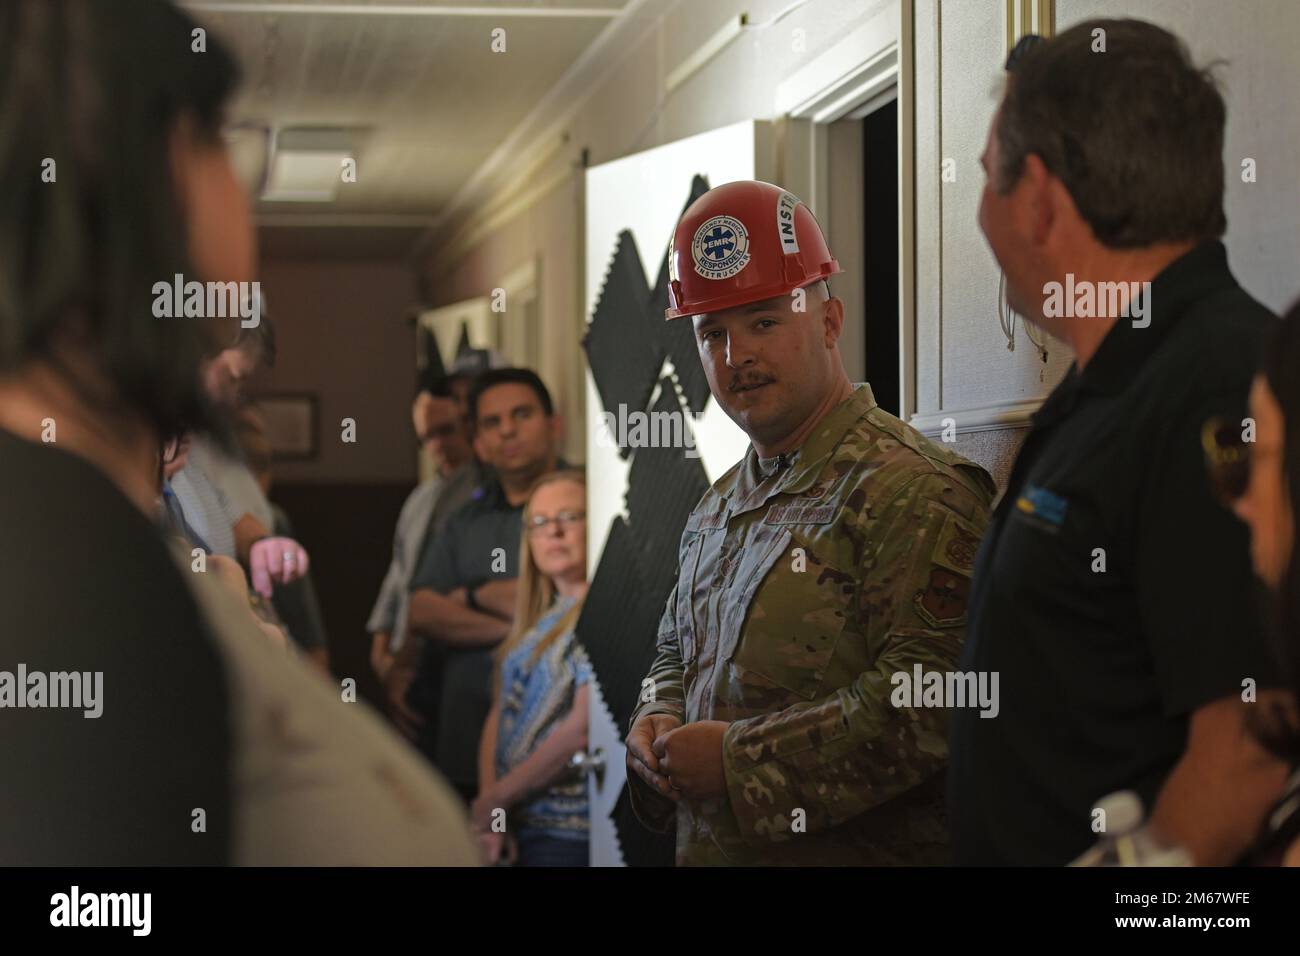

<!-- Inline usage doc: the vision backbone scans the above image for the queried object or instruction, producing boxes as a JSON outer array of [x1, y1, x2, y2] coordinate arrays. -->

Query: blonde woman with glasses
[[472, 470, 592, 866]]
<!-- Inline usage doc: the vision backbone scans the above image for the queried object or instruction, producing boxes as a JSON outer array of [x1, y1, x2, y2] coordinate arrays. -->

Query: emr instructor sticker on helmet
[[777, 191, 800, 254], [691, 215, 751, 280]]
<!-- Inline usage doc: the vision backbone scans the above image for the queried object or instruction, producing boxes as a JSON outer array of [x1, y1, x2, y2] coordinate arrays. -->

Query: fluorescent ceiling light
[[262, 128, 354, 203]]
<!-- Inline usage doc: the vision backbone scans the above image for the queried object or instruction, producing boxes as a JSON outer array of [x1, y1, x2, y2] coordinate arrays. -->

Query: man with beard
[[625, 181, 995, 865]]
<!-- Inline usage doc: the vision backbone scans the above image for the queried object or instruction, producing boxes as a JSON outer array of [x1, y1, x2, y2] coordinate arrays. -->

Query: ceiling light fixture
[[261, 128, 355, 203]]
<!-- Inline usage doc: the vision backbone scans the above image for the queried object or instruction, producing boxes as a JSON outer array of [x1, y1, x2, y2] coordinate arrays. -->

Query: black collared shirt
[[406, 473, 523, 789], [948, 242, 1282, 865], [407, 464, 565, 790]]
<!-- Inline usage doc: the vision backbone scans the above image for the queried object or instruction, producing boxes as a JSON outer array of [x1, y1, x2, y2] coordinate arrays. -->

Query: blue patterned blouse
[[495, 595, 592, 839]]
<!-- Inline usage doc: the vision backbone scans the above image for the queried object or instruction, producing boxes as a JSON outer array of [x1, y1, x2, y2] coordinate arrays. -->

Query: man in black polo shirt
[[948, 19, 1289, 865], [405, 368, 563, 801]]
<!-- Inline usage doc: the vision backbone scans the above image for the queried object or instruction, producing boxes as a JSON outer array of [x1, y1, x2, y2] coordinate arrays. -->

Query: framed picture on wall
[[254, 393, 318, 461]]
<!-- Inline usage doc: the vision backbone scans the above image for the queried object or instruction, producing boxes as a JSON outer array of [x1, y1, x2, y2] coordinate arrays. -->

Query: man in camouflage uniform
[[625, 181, 995, 865]]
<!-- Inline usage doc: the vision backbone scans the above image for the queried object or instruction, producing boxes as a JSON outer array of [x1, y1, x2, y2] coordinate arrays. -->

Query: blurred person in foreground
[[0, 0, 475, 865], [474, 470, 591, 866], [1207, 300, 1300, 866]]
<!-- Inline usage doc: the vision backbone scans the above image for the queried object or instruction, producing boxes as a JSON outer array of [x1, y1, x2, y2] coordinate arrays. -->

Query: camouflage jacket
[[627, 384, 995, 865]]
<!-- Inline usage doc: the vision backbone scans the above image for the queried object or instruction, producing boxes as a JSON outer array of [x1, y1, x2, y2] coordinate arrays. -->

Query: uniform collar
[[1032, 240, 1235, 428], [723, 384, 876, 514]]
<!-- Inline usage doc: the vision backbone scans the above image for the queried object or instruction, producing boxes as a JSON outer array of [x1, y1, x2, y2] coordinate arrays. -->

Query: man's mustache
[[728, 372, 775, 392]]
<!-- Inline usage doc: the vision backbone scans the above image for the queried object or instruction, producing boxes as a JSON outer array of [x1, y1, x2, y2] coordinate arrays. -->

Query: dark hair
[[1251, 300, 1300, 763], [416, 368, 454, 400], [996, 19, 1227, 248], [468, 367, 554, 424], [0, 0, 241, 437], [232, 311, 276, 370]]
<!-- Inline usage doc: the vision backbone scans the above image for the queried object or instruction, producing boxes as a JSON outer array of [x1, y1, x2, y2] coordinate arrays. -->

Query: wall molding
[[897, 0, 916, 420], [776, 1, 900, 124], [419, 0, 662, 267], [1001, 0, 1055, 57], [909, 397, 1040, 437]]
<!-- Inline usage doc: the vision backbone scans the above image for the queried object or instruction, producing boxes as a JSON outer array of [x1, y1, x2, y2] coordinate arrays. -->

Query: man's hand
[[474, 579, 518, 619], [1149, 693, 1290, 864], [383, 661, 423, 739], [208, 554, 288, 650], [248, 536, 309, 598], [208, 553, 253, 604], [477, 830, 516, 866], [370, 632, 395, 681], [626, 713, 683, 801], [653, 720, 729, 801], [470, 786, 503, 832]]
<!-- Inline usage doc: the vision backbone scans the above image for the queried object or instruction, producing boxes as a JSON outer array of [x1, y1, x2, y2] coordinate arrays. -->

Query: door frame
[[773, 0, 916, 419]]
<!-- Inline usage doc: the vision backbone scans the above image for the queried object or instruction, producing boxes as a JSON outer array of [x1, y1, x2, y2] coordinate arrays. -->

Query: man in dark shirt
[[406, 368, 564, 801], [948, 19, 1289, 865]]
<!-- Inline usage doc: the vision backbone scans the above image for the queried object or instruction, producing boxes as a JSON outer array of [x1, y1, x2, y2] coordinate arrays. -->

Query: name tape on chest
[[764, 501, 836, 526], [686, 510, 727, 532]]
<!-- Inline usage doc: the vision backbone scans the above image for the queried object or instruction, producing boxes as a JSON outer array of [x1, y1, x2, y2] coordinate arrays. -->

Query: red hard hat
[[665, 180, 842, 320]]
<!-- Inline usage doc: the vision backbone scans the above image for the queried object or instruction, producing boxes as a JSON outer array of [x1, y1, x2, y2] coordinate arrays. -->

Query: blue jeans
[[515, 830, 588, 867]]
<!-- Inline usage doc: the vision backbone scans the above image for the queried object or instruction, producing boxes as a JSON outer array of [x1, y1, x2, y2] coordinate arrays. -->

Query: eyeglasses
[[1202, 416, 1272, 505], [526, 510, 586, 536], [415, 422, 462, 446]]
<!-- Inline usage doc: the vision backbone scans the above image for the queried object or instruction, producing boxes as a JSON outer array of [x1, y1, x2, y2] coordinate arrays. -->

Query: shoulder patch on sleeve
[[912, 503, 982, 628], [932, 508, 983, 574]]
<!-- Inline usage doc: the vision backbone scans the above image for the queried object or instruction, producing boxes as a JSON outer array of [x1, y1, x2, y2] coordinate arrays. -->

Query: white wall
[[583, 120, 762, 567], [912, 0, 1300, 433], [1058, 0, 1299, 313]]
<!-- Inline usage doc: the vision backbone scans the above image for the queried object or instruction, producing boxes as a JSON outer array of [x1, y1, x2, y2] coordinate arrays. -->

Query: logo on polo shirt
[[1015, 484, 1069, 531]]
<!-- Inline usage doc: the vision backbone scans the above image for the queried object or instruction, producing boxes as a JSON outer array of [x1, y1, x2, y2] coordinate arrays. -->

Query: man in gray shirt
[[369, 373, 478, 734], [173, 317, 311, 598]]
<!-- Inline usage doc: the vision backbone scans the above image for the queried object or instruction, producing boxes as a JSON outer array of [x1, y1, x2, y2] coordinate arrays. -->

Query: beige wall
[[258, 257, 420, 484], [420, 0, 895, 463], [419, 0, 1299, 474], [424, 176, 585, 464]]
